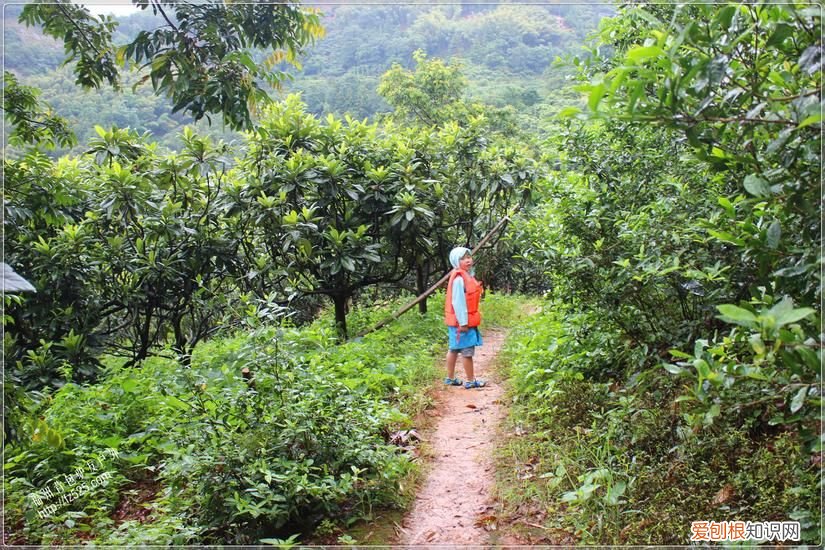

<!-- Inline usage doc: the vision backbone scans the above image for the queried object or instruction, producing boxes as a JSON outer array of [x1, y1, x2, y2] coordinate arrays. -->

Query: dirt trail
[[396, 329, 508, 546]]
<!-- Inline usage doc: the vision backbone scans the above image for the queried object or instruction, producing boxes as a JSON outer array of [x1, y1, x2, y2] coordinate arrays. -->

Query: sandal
[[464, 379, 486, 389], [444, 377, 463, 386]]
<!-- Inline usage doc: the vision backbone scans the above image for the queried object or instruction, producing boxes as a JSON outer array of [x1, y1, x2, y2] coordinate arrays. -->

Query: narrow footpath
[[396, 329, 508, 546]]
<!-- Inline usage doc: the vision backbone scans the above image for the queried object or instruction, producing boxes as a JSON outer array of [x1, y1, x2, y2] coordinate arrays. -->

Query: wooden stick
[[517, 519, 551, 531], [357, 215, 512, 337]]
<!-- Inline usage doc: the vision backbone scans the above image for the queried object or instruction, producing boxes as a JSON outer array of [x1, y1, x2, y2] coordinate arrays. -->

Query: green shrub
[[498, 305, 820, 544], [4, 295, 468, 544]]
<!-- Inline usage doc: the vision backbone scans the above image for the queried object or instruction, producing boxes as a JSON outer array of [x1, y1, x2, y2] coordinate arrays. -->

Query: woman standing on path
[[443, 246, 487, 389]]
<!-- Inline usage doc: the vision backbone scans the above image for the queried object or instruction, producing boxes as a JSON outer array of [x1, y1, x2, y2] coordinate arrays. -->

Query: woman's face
[[459, 254, 473, 270]]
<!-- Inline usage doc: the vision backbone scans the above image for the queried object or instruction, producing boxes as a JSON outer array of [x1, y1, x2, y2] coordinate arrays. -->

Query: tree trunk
[[416, 262, 428, 314], [172, 316, 191, 367], [332, 293, 349, 341], [133, 303, 154, 366]]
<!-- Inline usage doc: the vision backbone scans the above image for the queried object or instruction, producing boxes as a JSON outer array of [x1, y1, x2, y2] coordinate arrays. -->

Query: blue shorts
[[448, 326, 483, 353]]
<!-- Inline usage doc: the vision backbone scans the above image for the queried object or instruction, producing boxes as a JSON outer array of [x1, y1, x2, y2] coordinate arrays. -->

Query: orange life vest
[[444, 269, 482, 327]]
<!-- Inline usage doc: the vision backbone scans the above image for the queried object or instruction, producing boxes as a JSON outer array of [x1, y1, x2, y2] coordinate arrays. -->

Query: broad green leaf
[[694, 339, 707, 358], [773, 304, 815, 327], [711, 147, 729, 159], [798, 113, 822, 128], [742, 365, 769, 381], [766, 219, 781, 249], [743, 174, 771, 198], [703, 403, 721, 426], [716, 304, 757, 326], [749, 334, 766, 355], [694, 358, 711, 379], [100, 436, 123, 448], [765, 23, 794, 48], [561, 490, 580, 503], [557, 106, 582, 119], [46, 429, 63, 449], [626, 45, 664, 63], [717, 196, 734, 215], [605, 480, 626, 505], [714, 5, 736, 29], [707, 230, 744, 246], [663, 363, 685, 375], [608, 67, 630, 94], [121, 377, 139, 393], [790, 385, 808, 413], [796, 347, 820, 370], [588, 82, 606, 112]]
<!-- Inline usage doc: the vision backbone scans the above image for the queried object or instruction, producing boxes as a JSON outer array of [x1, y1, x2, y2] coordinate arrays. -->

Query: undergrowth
[[4, 291, 529, 545], [496, 302, 821, 545]]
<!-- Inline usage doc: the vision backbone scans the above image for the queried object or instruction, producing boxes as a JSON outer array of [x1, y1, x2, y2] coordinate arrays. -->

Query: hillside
[[2, 1, 612, 152]]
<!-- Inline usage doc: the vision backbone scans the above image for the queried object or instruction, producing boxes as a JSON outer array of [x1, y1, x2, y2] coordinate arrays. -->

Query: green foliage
[[2, 71, 75, 149], [5, 151, 105, 389], [5, 91, 536, 404], [667, 295, 820, 441], [19, 1, 120, 89], [4, 297, 452, 544], [574, 0, 821, 443], [580, 2, 820, 303], [376, 49, 528, 141], [288, 2, 611, 122], [4, 127, 240, 386], [4, 3, 612, 146], [233, 94, 536, 337], [18, 0, 324, 130], [378, 50, 467, 126], [159, 333, 407, 542], [498, 1, 821, 545], [498, 306, 820, 544], [6, 1, 819, 545], [5, 65, 242, 157]]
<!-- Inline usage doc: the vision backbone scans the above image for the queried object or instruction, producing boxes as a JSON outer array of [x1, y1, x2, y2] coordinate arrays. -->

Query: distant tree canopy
[[3, 2, 612, 149], [17, 0, 324, 131], [2, 72, 75, 149], [378, 50, 467, 126]]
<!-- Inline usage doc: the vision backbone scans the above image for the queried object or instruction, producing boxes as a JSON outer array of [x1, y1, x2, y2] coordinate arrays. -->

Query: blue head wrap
[[449, 246, 472, 269]]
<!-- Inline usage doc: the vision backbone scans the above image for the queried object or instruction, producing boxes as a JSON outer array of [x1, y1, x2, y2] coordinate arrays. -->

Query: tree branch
[[55, 3, 102, 57], [152, 0, 179, 32]]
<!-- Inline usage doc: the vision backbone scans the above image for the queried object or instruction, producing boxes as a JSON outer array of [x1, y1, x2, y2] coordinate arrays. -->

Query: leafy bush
[[4, 294, 473, 544], [497, 2, 820, 544], [157, 329, 411, 543], [498, 305, 820, 544]]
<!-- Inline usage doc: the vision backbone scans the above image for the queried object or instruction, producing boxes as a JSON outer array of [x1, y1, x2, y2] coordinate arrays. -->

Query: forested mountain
[[2, 1, 612, 152]]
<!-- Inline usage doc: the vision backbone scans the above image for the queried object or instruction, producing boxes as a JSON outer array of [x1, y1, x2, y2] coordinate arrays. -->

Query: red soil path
[[396, 329, 510, 546]]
